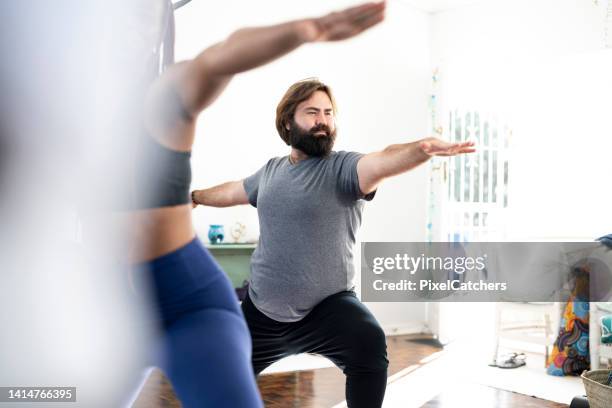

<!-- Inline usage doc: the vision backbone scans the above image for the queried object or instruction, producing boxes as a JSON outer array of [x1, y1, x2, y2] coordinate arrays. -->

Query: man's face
[[288, 90, 337, 157]]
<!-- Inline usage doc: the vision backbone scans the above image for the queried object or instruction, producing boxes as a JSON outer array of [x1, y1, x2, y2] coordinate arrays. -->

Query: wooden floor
[[255, 335, 444, 408], [132, 334, 569, 408]]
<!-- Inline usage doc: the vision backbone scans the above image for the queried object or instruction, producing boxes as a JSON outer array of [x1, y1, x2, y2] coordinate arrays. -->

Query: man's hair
[[275, 78, 337, 145]]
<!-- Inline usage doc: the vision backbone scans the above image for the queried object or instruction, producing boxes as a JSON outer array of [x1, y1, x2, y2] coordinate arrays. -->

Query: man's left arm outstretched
[[356, 137, 476, 195]]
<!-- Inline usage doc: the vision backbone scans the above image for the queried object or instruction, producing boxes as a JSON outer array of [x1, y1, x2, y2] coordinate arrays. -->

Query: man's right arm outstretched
[[191, 180, 249, 208]]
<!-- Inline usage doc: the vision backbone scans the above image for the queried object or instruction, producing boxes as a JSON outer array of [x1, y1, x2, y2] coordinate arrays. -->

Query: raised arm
[[191, 180, 249, 208], [356, 137, 476, 195], [145, 2, 386, 150]]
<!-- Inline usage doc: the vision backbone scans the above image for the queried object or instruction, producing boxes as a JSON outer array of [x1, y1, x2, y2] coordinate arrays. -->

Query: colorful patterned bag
[[547, 265, 590, 376]]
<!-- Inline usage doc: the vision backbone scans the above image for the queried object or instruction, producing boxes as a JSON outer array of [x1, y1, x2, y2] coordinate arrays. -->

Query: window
[[443, 109, 511, 242]]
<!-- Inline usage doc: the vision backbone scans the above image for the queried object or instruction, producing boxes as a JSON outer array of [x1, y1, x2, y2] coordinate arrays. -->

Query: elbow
[[199, 27, 251, 77], [359, 174, 384, 197], [196, 47, 221, 78]]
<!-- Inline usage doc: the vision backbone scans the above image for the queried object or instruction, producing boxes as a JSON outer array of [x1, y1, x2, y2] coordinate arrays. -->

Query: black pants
[[241, 291, 389, 408]]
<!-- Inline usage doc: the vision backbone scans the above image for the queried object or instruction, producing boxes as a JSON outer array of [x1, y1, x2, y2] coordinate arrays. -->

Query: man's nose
[[315, 113, 328, 126]]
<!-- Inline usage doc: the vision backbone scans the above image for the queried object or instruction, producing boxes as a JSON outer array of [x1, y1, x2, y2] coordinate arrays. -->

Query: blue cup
[[208, 224, 224, 244]]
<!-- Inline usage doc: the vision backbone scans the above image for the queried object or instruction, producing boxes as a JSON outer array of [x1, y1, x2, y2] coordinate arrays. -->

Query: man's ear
[[285, 121, 291, 131]]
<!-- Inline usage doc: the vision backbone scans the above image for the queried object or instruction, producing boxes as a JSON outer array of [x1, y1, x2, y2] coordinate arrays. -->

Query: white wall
[[430, 0, 612, 240], [431, 0, 608, 62], [174, 0, 432, 333]]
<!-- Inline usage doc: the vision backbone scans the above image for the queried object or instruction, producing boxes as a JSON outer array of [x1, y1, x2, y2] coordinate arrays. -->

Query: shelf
[[205, 243, 256, 288]]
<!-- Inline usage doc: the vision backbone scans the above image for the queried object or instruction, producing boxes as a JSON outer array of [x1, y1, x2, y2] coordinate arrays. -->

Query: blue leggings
[[137, 237, 262, 407]]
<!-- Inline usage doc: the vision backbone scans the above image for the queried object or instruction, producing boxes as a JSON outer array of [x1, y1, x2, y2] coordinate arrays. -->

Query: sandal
[[491, 352, 527, 369]]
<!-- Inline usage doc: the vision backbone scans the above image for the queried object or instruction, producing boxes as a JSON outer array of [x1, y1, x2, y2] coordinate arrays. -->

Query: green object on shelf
[[205, 243, 256, 288]]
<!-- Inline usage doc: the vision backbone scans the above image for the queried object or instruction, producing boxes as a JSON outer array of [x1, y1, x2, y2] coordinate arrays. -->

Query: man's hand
[[302, 1, 386, 42], [191, 190, 198, 209], [419, 138, 476, 157]]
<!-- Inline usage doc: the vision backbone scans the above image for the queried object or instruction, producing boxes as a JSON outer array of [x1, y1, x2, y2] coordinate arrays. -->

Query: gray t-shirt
[[243, 151, 375, 322]]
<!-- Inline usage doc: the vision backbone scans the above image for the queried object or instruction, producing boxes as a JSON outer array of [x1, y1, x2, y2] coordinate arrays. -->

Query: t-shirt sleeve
[[243, 165, 265, 207], [334, 151, 376, 201]]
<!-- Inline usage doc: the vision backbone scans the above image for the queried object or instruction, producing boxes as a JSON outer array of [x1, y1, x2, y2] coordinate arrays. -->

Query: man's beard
[[288, 121, 336, 157]]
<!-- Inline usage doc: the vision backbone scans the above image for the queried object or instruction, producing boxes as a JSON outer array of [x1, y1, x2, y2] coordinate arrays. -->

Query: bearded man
[[191, 79, 474, 408]]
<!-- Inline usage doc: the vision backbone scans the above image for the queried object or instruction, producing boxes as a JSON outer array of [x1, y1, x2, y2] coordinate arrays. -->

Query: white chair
[[491, 302, 564, 367]]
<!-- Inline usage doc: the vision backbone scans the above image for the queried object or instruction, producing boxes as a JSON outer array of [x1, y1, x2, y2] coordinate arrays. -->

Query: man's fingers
[[345, 1, 386, 19], [450, 146, 476, 155], [339, 14, 384, 39], [322, 14, 384, 41], [422, 139, 476, 156], [350, 5, 385, 27], [453, 141, 475, 148], [342, 1, 385, 28], [451, 143, 476, 151], [462, 148, 477, 153], [316, 1, 385, 41], [353, 11, 385, 31]]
